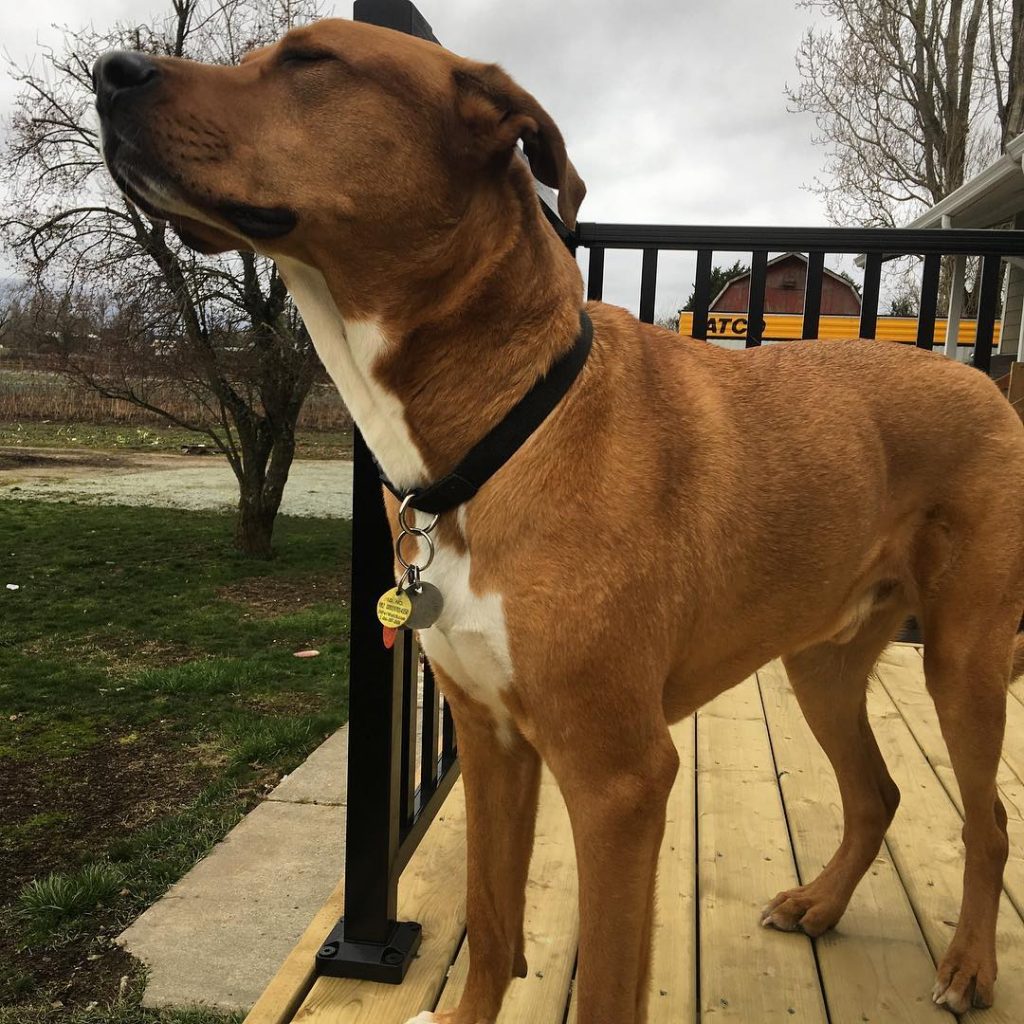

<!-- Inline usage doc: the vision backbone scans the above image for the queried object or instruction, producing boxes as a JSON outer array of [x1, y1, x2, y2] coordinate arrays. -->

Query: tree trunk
[[232, 423, 296, 558], [235, 490, 277, 558]]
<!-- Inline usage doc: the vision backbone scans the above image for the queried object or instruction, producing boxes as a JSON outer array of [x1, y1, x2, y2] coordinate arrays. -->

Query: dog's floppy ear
[[453, 62, 586, 230]]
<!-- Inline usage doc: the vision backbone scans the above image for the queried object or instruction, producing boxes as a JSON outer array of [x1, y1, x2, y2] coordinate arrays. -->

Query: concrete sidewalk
[[118, 727, 349, 1012]]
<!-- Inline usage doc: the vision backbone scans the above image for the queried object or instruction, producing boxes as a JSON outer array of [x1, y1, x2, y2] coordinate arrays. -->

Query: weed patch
[[223, 712, 340, 768], [18, 863, 125, 944]]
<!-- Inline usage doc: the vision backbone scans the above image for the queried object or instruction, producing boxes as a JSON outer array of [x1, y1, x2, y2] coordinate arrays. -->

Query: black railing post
[[314, 0, 444, 984], [342, 433, 404, 939], [314, 431, 423, 982], [353, 0, 438, 39]]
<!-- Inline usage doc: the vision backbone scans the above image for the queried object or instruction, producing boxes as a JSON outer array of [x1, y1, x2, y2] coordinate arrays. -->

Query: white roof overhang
[[907, 133, 1024, 229]]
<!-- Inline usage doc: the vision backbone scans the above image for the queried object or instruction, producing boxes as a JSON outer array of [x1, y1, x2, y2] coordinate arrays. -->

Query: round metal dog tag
[[377, 588, 412, 628], [404, 582, 445, 629]]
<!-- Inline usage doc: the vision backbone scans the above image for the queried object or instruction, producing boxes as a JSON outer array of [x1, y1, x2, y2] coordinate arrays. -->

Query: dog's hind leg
[[421, 676, 541, 1024], [762, 602, 907, 936], [921, 600, 1018, 1013]]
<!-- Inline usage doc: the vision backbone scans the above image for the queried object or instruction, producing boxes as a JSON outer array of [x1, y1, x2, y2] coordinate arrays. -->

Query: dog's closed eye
[[279, 49, 336, 67]]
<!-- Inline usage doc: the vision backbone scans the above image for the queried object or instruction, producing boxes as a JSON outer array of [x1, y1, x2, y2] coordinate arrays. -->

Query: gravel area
[[0, 448, 354, 518]]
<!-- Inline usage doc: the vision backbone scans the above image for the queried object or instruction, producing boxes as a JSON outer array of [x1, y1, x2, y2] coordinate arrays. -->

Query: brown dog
[[93, 18, 1024, 1022]]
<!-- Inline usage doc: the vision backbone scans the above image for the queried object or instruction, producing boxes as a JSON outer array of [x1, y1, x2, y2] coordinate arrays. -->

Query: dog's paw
[[759, 883, 845, 937], [403, 1015, 438, 1024], [931, 944, 997, 1014]]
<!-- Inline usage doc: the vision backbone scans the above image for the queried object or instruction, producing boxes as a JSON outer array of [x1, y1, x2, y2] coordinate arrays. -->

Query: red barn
[[712, 253, 861, 315]]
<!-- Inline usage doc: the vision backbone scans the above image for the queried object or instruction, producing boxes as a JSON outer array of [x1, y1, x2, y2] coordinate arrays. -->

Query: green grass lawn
[[0, 422, 353, 461], [0, 500, 351, 1022]]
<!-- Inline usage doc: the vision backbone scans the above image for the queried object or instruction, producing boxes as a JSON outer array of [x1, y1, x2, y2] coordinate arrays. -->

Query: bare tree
[[789, 0, 1024, 227], [1, 0, 329, 557]]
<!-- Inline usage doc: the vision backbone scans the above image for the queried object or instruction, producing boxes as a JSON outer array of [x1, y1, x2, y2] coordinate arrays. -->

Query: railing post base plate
[[314, 918, 422, 983]]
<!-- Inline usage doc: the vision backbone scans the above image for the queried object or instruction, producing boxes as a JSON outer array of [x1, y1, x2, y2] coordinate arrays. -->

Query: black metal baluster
[[973, 255, 1002, 374], [860, 254, 882, 339], [690, 248, 712, 341], [802, 251, 824, 339], [746, 250, 768, 347], [587, 246, 605, 301], [399, 631, 419, 823], [442, 699, 457, 762], [420, 659, 440, 793], [917, 253, 941, 349], [639, 247, 659, 324]]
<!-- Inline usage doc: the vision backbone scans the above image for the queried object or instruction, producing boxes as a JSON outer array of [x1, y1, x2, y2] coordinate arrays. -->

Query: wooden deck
[[245, 645, 1024, 1023]]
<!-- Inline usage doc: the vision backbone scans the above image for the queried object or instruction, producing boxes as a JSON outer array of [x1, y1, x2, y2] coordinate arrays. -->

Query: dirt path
[[0, 447, 354, 517]]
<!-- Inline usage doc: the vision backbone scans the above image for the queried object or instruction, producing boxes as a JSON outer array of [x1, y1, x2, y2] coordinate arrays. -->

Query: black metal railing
[[577, 223, 1021, 371], [316, 0, 1022, 987]]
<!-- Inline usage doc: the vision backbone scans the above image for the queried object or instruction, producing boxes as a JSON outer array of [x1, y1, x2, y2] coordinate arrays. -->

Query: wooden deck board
[[696, 677, 826, 1022], [248, 649, 1024, 1024]]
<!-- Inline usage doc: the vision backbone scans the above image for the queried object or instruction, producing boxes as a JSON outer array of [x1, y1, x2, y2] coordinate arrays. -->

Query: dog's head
[[93, 18, 585, 275]]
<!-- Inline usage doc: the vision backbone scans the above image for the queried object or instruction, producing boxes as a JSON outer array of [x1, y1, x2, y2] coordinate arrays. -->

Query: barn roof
[[709, 252, 860, 308]]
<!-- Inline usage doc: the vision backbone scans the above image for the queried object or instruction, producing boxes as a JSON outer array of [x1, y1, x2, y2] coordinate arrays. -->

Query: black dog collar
[[378, 310, 593, 516]]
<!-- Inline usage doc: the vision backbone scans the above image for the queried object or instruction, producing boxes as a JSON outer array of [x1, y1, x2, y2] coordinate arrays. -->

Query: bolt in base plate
[[315, 918, 422, 984]]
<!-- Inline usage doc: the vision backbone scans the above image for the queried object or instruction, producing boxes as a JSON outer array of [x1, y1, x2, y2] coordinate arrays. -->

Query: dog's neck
[[279, 172, 584, 494]]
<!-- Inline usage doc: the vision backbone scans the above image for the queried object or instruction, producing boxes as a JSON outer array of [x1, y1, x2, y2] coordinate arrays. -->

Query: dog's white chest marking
[[276, 258, 515, 738], [275, 258, 427, 491], [414, 523, 514, 742]]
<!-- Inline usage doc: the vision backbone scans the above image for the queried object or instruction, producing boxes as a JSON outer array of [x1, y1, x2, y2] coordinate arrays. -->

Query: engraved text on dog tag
[[377, 588, 412, 628]]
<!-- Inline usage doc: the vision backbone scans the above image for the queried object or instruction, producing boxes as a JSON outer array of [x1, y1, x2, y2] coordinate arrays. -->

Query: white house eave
[[906, 132, 1024, 230]]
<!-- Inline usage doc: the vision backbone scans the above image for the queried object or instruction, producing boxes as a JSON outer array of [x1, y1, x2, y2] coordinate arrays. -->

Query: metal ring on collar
[[396, 529, 435, 571], [399, 494, 439, 534]]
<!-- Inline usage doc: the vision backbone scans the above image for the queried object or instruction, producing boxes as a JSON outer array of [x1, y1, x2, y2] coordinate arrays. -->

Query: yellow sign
[[677, 312, 1001, 347]]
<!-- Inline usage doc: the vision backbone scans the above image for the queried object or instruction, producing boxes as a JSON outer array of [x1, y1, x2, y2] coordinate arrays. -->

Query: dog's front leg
[[548, 721, 679, 1024], [409, 673, 541, 1024]]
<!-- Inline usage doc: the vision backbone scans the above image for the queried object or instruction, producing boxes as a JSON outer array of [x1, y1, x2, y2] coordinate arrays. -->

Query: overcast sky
[[0, 0, 838, 319]]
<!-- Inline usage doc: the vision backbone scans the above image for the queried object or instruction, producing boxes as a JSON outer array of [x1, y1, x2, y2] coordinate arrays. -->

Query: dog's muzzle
[[92, 50, 298, 244]]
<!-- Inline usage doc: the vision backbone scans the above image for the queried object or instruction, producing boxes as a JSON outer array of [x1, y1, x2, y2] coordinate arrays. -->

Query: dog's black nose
[[92, 51, 159, 102]]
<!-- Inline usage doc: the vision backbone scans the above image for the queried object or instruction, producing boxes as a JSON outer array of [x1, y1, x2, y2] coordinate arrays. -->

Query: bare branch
[[790, 0, 1021, 225]]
